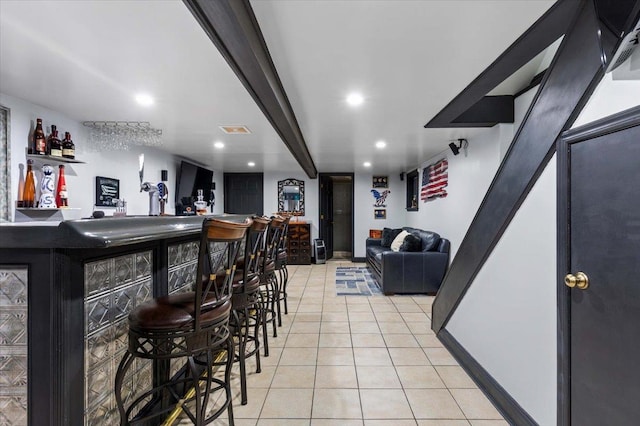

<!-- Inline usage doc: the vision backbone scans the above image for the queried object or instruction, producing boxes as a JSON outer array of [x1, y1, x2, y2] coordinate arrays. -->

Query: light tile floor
[[176, 262, 507, 426]]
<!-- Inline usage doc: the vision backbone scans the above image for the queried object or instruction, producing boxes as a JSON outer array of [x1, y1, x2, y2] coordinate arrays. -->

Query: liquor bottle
[[62, 132, 75, 159], [194, 189, 208, 215], [39, 164, 57, 208], [56, 165, 68, 207], [49, 126, 62, 157], [23, 159, 36, 208], [46, 125, 60, 156], [34, 118, 47, 155]]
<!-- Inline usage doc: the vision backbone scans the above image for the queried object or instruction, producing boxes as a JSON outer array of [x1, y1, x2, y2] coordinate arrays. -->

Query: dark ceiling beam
[[450, 96, 514, 128], [183, 0, 318, 178], [425, 0, 576, 128], [431, 0, 617, 333]]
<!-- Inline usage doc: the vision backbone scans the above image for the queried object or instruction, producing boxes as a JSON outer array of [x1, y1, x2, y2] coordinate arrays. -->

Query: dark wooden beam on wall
[[425, 0, 576, 128], [450, 95, 514, 127], [431, 0, 617, 333], [183, 0, 318, 179]]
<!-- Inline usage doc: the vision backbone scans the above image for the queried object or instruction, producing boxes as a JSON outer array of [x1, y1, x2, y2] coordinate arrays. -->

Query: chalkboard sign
[[95, 176, 120, 207]]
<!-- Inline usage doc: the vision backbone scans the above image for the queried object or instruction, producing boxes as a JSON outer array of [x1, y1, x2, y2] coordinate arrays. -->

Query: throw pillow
[[381, 227, 403, 247], [400, 233, 422, 252], [390, 230, 410, 252]]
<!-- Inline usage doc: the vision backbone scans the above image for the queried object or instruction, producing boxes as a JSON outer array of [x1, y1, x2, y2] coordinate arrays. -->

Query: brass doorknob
[[565, 272, 589, 290]]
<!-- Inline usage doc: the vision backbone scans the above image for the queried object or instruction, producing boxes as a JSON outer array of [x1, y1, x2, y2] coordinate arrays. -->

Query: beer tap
[[139, 154, 160, 216]]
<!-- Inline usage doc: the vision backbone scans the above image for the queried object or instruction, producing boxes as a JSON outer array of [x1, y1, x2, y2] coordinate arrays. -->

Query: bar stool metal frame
[[260, 216, 286, 339], [114, 218, 251, 426], [275, 215, 291, 324], [229, 216, 270, 405]]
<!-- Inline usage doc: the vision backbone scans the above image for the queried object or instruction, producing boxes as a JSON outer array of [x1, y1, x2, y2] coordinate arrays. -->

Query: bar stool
[[114, 217, 251, 425], [275, 215, 290, 323], [229, 216, 270, 405], [260, 216, 286, 338]]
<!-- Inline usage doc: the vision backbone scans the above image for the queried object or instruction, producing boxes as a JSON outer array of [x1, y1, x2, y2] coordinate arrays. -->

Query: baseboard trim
[[352, 257, 366, 263], [438, 329, 537, 426]]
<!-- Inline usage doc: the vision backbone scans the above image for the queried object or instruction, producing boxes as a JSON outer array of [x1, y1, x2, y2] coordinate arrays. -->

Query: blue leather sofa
[[365, 227, 450, 295]]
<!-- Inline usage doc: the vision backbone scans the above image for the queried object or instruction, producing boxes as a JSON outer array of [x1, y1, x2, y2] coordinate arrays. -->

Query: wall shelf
[[27, 154, 85, 164]]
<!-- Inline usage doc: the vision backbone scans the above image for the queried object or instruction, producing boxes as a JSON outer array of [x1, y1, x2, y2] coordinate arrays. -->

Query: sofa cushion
[[403, 227, 440, 252], [381, 228, 403, 247], [400, 233, 422, 252], [391, 230, 410, 252], [366, 245, 388, 259]]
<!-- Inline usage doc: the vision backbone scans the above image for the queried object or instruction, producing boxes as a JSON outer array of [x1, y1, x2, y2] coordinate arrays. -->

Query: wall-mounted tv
[[175, 160, 213, 214]]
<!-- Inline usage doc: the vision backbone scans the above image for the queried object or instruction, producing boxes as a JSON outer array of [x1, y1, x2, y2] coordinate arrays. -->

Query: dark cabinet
[[288, 223, 311, 264]]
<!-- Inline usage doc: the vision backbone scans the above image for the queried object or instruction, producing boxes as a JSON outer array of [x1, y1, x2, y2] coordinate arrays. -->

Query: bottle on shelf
[[62, 132, 75, 159], [56, 165, 68, 207], [48, 125, 62, 157], [194, 189, 208, 215], [34, 118, 47, 155], [23, 159, 36, 208], [38, 164, 57, 208]]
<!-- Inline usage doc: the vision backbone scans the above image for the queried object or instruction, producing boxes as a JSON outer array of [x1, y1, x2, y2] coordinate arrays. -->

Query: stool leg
[[235, 309, 248, 405], [187, 355, 203, 426], [114, 351, 135, 426], [259, 292, 269, 357], [252, 300, 261, 374], [225, 336, 235, 426], [282, 265, 289, 315], [274, 273, 282, 328]]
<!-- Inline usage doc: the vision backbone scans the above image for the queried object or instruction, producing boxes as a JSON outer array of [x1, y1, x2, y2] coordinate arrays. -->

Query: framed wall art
[[372, 176, 388, 188]]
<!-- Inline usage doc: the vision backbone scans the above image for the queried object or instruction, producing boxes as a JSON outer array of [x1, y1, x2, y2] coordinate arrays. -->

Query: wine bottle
[[56, 165, 68, 207], [34, 118, 46, 155], [23, 160, 36, 208], [49, 126, 62, 157], [62, 132, 75, 159]]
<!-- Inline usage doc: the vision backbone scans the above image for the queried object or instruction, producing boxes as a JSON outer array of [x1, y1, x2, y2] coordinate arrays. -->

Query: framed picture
[[374, 209, 386, 219], [372, 176, 388, 188], [95, 176, 120, 207]]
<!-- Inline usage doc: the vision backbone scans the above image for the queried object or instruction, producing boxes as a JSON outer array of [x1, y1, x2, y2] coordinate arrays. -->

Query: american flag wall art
[[420, 159, 449, 202]]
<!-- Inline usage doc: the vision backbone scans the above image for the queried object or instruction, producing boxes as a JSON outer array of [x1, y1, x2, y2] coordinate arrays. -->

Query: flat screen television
[[175, 160, 213, 215]]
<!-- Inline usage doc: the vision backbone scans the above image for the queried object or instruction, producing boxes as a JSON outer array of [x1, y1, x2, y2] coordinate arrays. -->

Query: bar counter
[[0, 215, 246, 425]]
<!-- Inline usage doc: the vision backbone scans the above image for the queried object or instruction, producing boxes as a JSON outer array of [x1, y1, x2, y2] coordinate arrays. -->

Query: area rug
[[335, 266, 382, 296]]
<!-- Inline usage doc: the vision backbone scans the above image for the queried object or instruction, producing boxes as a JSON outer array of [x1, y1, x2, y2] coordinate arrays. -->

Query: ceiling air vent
[[606, 17, 640, 72], [219, 125, 251, 134]]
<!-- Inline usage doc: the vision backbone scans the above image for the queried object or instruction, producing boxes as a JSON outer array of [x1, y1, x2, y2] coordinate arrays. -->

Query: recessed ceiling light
[[346, 93, 364, 107], [375, 140, 386, 149], [135, 93, 154, 106], [363, 162, 371, 167], [220, 125, 251, 134], [248, 161, 256, 167], [214, 141, 225, 149]]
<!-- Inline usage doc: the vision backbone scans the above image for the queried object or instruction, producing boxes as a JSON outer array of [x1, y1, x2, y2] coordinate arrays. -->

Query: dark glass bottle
[[23, 160, 36, 208], [62, 132, 75, 159], [49, 126, 62, 157], [34, 118, 46, 155]]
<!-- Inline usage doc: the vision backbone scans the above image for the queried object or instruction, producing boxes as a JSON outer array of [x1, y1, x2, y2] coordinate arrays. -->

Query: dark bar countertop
[[0, 214, 248, 249]]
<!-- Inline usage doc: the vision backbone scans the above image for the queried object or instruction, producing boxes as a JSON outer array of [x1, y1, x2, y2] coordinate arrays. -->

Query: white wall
[[573, 72, 640, 128], [263, 171, 404, 259], [1, 92, 224, 219], [447, 156, 557, 426], [404, 123, 508, 259], [353, 172, 405, 258], [443, 57, 640, 426]]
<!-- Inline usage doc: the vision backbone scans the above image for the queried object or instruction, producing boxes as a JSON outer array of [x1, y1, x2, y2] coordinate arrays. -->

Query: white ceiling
[[0, 0, 555, 176]]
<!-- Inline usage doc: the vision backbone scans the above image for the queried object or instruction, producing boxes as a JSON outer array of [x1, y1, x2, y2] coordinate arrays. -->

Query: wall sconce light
[[448, 138, 469, 156]]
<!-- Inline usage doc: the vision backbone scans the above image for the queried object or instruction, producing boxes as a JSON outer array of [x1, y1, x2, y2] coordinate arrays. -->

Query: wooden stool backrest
[[195, 217, 251, 330]]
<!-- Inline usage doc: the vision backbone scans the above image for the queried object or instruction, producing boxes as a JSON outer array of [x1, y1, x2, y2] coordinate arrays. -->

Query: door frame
[[318, 172, 354, 260], [557, 105, 640, 426]]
